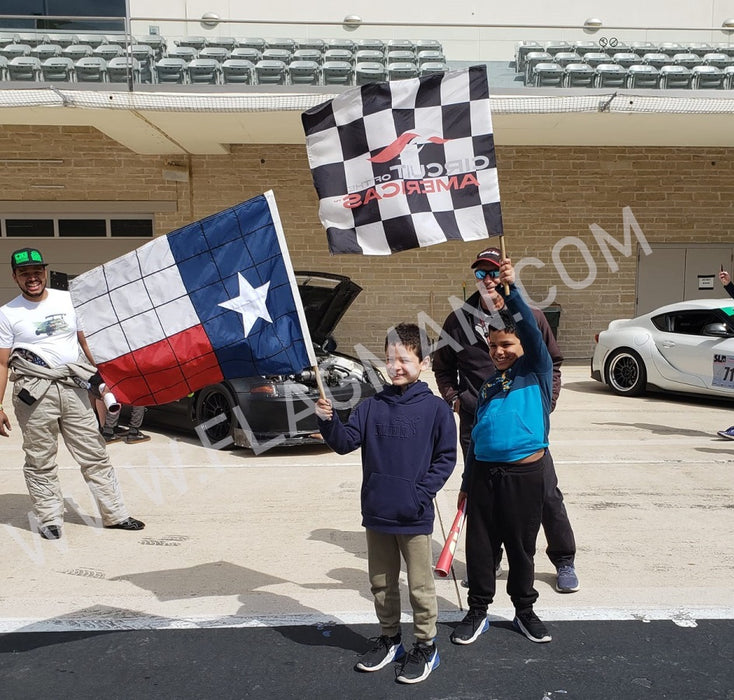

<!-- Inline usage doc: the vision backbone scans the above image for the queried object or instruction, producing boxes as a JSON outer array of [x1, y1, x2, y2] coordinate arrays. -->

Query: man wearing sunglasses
[[0, 248, 145, 540], [433, 247, 578, 593]]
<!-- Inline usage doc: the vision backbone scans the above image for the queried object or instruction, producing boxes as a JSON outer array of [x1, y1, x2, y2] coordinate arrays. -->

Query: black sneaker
[[101, 429, 122, 444], [124, 429, 151, 444], [354, 635, 405, 672], [513, 609, 552, 643], [395, 641, 439, 684], [450, 608, 489, 645], [105, 517, 145, 531], [39, 524, 61, 540]]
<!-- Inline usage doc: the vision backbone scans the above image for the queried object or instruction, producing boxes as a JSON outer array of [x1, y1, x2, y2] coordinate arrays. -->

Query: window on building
[[1, 216, 153, 238], [5, 219, 55, 237], [0, 0, 126, 31]]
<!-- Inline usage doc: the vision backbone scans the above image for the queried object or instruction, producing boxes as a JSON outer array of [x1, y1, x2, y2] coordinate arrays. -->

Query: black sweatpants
[[459, 407, 575, 568], [465, 450, 549, 613]]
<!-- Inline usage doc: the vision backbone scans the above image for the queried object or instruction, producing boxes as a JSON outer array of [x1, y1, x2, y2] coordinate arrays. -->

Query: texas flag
[[70, 191, 316, 405]]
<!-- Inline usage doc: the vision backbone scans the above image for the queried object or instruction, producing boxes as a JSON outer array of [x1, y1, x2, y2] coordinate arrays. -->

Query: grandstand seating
[[691, 65, 724, 89], [322, 60, 353, 85], [187, 58, 222, 84], [532, 62, 564, 87], [62, 44, 93, 62], [1, 29, 732, 89], [177, 36, 207, 51], [1, 43, 31, 60], [659, 65, 692, 89], [517, 39, 734, 89], [255, 59, 287, 85], [75, 56, 107, 82], [154, 57, 188, 83], [626, 64, 660, 88], [231, 47, 261, 63], [387, 61, 419, 80], [564, 63, 595, 87], [31, 44, 62, 61], [288, 60, 321, 85], [7, 56, 41, 81], [221, 59, 255, 84], [595, 63, 627, 88], [106, 56, 141, 83], [197, 46, 229, 63], [41, 56, 75, 82], [356, 61, 387, 84], [419, 62, 448, 77]]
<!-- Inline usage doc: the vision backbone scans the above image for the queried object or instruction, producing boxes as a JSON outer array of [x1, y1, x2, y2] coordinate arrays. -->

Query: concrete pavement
[[1, 363, 733, 632]]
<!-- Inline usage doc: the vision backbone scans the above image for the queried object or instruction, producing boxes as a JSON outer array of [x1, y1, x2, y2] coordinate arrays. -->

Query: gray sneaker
[[556, 565, 579, 593]]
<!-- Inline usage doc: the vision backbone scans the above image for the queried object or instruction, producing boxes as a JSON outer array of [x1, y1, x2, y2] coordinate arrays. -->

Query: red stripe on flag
[[98, 325, 224, 405]]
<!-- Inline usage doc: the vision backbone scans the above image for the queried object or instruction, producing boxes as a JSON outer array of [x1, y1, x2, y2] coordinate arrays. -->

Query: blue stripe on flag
[[166, 194, 313, 378]]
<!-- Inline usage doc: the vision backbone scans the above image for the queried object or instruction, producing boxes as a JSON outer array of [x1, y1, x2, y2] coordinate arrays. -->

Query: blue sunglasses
[[474, 269, 500, 280]]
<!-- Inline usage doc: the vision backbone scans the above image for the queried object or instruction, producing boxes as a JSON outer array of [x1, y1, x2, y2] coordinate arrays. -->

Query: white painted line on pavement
[[0, 606, 732, 633]]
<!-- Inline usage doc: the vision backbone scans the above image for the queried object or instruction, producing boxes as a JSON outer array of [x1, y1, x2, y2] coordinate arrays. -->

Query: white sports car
[[591, 298, 734, 398]]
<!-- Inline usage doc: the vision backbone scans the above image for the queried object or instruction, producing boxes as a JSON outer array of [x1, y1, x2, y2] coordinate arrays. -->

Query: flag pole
[[499, 234, 510, 295], [265, 190, 327, 401], [312, 362, 327, 400]]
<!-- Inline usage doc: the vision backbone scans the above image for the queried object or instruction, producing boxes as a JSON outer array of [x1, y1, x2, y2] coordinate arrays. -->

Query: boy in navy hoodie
[[316, 323, 456, 684], [450, 256, 555, 647]]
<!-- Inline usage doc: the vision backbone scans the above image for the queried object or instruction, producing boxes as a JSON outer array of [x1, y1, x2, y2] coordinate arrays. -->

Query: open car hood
[[296, 271, 362, 347]]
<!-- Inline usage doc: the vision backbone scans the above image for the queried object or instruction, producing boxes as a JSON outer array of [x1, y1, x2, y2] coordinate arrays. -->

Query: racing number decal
[[713, 354, 734, 389]]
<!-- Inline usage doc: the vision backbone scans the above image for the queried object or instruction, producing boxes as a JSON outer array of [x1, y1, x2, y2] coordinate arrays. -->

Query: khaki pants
[[13, 382, 129, 528], [365, 529, 438, 642]]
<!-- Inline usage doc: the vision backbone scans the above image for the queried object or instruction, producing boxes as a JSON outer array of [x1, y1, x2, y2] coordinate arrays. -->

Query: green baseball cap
[[11, 248, 47, 271]]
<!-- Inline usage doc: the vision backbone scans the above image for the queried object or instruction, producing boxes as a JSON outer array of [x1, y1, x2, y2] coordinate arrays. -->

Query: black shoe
[[101, 429, 122, 444], [513, 609, 552, 643], [105, 517, 145, 531], [124, 429, 151, 444], [395, 641, 439, 684], [355, 634, 405, 672], [450, 608, 489, 645], [39, 524, 61, 540]]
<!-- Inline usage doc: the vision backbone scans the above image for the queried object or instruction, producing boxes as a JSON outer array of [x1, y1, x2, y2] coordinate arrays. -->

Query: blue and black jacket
[[461, 284, 553, 491]]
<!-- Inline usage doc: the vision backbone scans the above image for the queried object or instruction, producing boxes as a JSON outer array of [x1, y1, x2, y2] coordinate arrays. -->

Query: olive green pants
[[365, 529, 438, 642], [13, 382, 129, 528]]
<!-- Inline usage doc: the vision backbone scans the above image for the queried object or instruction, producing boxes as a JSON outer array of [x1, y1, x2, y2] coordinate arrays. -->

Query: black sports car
[[144, 271, 384, 450]]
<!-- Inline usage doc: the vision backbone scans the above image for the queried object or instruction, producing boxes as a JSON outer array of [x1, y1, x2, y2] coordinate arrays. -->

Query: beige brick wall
[[1, 125, 733, 360]]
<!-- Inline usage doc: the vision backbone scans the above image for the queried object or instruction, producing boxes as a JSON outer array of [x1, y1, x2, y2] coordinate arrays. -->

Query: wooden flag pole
[[499, 234, 510, 295], [312, 363, 327, 401]]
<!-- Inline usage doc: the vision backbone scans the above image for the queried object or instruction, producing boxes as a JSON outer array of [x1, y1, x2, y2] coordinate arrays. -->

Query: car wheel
[[605, 348, 647, 396], [194, 384, 237, 444]]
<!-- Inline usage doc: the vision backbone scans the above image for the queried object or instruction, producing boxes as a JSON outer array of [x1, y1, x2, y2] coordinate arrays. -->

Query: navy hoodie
[[317, 380, 457, 535]]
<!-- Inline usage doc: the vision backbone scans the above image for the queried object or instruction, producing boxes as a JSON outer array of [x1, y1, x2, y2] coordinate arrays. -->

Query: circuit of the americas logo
[[342, 131, 491, 209]]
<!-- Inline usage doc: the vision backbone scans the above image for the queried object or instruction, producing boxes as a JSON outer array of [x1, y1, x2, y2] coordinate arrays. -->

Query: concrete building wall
[[1, 124, 733, 359]]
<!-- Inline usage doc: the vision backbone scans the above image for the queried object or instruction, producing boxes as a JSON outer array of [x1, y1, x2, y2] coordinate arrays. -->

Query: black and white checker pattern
[[302, 65, 503, 255]]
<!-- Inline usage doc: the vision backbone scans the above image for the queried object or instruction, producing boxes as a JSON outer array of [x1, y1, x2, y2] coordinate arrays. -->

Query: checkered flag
[[302, 65, 503, 255]]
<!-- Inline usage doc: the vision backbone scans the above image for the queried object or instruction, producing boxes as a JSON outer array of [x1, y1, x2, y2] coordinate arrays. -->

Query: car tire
[[194, 383, 237, 445], [605, 348, 647, 396]]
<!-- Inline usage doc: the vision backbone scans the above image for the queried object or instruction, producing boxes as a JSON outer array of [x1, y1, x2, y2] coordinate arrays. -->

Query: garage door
[[636, 244, 734, 315]]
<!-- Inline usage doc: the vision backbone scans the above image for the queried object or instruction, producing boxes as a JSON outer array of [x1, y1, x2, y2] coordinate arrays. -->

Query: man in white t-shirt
[[0, 248, 145, 540]]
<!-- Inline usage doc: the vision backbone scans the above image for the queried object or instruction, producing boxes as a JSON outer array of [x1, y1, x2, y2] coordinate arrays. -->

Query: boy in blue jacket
[[316, 323, 456, 684], [450, 257, 555, 646]]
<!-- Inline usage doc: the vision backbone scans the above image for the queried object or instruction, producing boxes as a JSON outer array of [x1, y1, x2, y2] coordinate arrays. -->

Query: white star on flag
[[218, 273, 272, 337]]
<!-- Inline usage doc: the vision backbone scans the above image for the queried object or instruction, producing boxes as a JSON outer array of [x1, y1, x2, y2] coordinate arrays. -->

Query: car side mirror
[[702, 322, 732, 337]]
